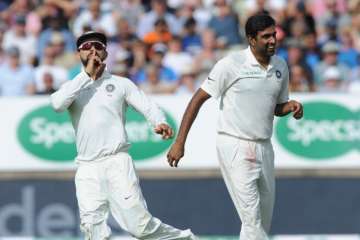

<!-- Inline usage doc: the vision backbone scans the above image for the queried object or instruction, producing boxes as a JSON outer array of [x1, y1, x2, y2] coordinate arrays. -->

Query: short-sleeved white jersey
[[201, 47, 289, 140], [51, 70, 166, 162]]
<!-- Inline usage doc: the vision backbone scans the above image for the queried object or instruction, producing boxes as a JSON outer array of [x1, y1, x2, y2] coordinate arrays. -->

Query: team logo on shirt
[[106, 84, 115, 92], [275, 70, 282, 79]]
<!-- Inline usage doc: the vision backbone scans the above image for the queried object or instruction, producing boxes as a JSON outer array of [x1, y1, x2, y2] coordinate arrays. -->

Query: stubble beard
[[80, 57, 88, 67]]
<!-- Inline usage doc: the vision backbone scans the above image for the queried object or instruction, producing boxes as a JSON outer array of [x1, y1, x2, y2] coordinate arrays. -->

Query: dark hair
[[245, 14, 276, 38], [184, 17, 196, 28], [154, 18, 167, 26]]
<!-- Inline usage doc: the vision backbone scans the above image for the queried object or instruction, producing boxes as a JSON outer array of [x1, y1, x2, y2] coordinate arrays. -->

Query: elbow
[[50, 94, 66, 112], [51, 102, 65, 113]]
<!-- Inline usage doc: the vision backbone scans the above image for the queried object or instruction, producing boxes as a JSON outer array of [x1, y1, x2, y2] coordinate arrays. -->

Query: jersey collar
[[245, 46, 275, 71]]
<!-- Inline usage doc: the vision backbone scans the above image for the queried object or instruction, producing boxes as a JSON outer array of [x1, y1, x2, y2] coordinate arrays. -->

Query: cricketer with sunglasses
[[51, 31, 197, 240]]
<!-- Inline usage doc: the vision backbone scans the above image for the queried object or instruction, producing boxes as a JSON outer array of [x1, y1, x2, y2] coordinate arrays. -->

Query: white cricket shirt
[[51, 70, 166, 162], [201, 47, 289, 140]]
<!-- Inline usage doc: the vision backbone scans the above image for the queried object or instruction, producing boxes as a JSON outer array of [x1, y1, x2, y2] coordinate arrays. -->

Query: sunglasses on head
[[78, 41, 106, 51]]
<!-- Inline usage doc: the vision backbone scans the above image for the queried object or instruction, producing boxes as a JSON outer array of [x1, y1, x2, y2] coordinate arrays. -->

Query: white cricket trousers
[[75, 152, 196, 240], [216, 134, 275, 240]]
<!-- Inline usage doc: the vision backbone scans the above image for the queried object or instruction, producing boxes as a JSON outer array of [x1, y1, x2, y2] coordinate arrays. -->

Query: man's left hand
[[154, 123, 173, 139]]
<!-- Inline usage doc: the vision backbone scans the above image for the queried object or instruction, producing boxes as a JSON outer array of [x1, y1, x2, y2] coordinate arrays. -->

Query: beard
[[80, 56, 89, 66], [264, 43, 276, 56]]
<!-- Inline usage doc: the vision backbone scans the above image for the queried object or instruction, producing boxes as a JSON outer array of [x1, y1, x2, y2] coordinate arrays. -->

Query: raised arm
[[51, 52, 104, 112], [167, 88, 211, 167], [50, 72, 92, 112]]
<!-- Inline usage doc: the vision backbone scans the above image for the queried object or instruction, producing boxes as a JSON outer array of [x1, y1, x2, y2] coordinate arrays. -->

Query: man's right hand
[[167, 142, 185, 167], [85, 52, 105, 80]]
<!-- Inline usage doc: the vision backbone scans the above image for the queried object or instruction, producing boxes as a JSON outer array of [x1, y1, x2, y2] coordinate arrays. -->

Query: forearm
[[175, 89, 210, 145], [138, 97, 166, 127], [51, 71, 92, 112], [126, 87, 166, 127]]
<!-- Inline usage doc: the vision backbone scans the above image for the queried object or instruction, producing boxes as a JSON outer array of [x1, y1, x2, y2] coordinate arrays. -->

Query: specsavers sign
[[1, 94, 360, 171], [276, 101, 360, 159], [17, 105, 76, 161], [273, 94, 360, 169]]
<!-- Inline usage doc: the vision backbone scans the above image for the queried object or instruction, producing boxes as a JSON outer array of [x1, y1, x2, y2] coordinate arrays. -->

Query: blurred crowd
[[0, 0, 359, 96]]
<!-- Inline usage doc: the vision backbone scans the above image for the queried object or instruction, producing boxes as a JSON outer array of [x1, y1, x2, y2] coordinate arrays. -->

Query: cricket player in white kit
[[167, 14, 303, 240], [51, 31, 197, 240]]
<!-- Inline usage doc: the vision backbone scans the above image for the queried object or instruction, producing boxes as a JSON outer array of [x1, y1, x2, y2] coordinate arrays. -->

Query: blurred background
[[0, 0, 359, 239]]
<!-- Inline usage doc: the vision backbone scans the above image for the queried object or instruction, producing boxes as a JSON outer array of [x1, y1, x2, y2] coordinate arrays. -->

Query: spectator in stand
[[0, 46, 35, 96], [139, 63, 177, 94], [175, 67, 200, 95], [37, 14, 76, 62], [274, 26, 287, 60], [36, 0, 77, 31], [34, 43, 68, 94], [72, 0, 117, 38], [178, 0, 212, 32], [105, 17, 137, 71], [192, 29, 223, 82], [318, 66, 347, 92], [0, 0, 42, 36], [109, 0, 144, 31], [318, 18, 341, 46], [338, 26, 359, 69], [0, 0, 356, 96], [349, 1, 360, 52], [208, 0, 242, 48], [35, 72, 56, 95], [347, 57, 360, 93], [286, 38, 315, 91], [314, 41, 350, 89], [313, 0, 351, 39], [0, 27, 5, 65], [310, 0, 348, 20], [181, 17, 202, 56], [163, 36, 193, 76], [128, 39, 147, 81], [143, 18, 173, 46], [51, 31, 79, 70], [177, 2, 194, 21], [0, 0, 33, 20], [303, 31, 321, 72], [133, 43, 177, 84], [0, 1, 9, 12], [192, 0, 213, 30], [111, 61, 130, 79], [282, 1, 316, 38], [289, 64, 315, 92], [109, 17, 137, 50], [109, 50, 132, 77], [2, 14, 36, 65], [241, 0, 286, 20], [137, 0, 182, 39]]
